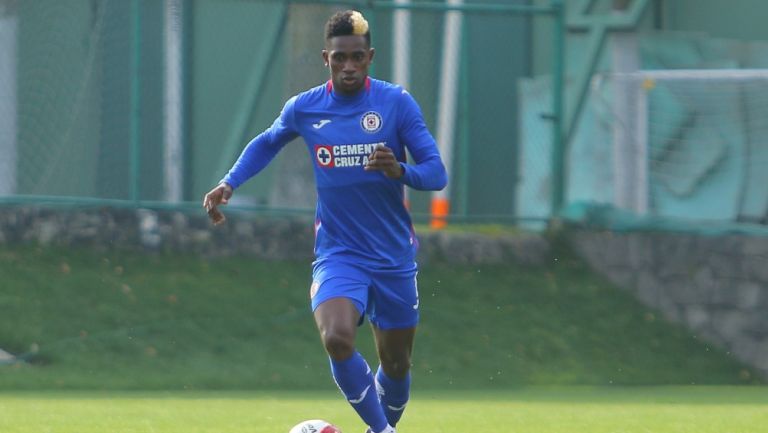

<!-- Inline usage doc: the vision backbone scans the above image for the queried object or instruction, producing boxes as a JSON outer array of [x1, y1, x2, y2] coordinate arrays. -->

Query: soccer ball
[[288, 419, 342, 433]]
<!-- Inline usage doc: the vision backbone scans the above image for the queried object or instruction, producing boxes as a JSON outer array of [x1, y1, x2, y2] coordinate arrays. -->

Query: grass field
[[1, 387, 767, 433], [0, 244, 761, 389], [2, 240, 767, 432]]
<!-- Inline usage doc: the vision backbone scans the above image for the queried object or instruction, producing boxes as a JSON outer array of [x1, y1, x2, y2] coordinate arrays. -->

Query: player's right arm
[[203, 97, 299, 224]]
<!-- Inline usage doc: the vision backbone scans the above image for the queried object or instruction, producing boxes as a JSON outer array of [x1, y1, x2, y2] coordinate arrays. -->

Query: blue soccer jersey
[[222, 77, 447, 268]]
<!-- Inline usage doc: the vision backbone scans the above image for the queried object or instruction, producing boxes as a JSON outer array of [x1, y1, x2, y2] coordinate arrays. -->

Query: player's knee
[[321, 329, 355, 360], [381, 356, 411, 379]]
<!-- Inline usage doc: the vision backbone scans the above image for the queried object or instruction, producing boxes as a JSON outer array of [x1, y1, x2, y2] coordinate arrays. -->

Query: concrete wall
[[570, 230, 768, 377]]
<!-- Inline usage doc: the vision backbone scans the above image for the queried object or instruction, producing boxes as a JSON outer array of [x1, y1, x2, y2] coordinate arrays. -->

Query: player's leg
[[311, 262, 391, 433], [368, 267, 419, 428], [314, 297, 360, 361], [314, 298, 391, 433], [372, 325, 415, 427]]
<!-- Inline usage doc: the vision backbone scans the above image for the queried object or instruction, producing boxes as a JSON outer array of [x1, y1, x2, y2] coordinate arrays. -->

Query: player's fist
[[203, 182, 233, 225], [365, 144, 403, 179]]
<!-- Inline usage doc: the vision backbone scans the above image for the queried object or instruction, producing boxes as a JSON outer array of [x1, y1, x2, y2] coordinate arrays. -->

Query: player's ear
[[368, 47, 375, 63], [322, 49, 329, 67]]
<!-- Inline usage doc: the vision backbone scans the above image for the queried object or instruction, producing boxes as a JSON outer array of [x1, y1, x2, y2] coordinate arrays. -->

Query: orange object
[[430, 197, 450, 229]]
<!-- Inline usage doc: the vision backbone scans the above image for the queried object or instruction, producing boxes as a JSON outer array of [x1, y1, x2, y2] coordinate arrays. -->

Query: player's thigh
[[313, 297, 361, 343]]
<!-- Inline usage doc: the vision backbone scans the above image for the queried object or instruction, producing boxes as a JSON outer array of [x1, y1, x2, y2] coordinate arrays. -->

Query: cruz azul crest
[[360, 111, 383, 133]]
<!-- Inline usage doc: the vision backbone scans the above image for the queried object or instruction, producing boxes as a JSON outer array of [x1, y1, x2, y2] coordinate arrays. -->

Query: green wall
[[190, 0, 287, 203], [463, 0, 531, 216], [663, 0, 768, 41]]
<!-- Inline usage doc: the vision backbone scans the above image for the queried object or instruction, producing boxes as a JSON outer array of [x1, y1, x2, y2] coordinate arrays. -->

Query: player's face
[[323, 35, 374, 95]]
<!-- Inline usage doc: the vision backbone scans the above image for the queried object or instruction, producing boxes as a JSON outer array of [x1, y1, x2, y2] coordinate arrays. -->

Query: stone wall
[[0, 207, 316, 260], [0, 207, 550, 266], [569, 230, 768, 376]]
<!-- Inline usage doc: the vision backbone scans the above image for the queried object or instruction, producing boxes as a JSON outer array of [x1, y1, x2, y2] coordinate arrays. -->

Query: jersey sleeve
[[221, 96, 300, 189], [396, 90, 448, 191]]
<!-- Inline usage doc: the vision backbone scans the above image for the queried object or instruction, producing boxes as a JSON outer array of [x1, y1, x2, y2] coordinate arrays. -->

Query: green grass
[[0, 244, 761, 389], [1, 388, 767, 433]]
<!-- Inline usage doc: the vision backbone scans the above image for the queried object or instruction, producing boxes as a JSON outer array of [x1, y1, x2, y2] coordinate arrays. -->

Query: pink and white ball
[[289, 419, 342, 433]]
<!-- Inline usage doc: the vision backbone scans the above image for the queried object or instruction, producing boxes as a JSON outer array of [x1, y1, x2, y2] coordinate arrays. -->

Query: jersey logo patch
[[312, 119, 332, 129], [315, 145, 335, 168], [360, 111, 383, 133]]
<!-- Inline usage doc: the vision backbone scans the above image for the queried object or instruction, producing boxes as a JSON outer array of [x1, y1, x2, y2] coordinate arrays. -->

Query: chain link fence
[[0, 0, 564, 225]]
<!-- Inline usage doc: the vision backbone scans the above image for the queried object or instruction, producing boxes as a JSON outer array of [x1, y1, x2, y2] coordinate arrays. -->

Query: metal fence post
[[130, 0, 142, 204], [551, 0, 565, 217]]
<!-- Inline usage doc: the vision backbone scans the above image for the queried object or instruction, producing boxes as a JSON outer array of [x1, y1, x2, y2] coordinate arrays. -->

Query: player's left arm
[[392, 89, 448, 191]]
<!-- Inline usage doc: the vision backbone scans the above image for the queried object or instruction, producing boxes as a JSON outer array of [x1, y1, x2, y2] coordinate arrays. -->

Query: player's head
[[323, 10, 375, 95]]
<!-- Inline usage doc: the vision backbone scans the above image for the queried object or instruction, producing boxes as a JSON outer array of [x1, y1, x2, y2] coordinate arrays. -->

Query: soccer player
[[203, 10, 447, 433]]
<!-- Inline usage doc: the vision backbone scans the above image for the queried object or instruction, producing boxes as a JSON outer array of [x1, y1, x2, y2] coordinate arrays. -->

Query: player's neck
[[328, 77, 371, 101]]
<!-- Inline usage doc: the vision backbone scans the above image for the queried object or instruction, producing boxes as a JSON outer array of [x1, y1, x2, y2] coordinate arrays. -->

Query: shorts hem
[[369, 318, 419, 330], [311, 294, 365, 317]]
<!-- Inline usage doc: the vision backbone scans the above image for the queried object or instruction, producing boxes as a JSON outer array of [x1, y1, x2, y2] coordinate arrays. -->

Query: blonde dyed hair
[[349, 11, 369, 36], [325, 10, 372, 45]]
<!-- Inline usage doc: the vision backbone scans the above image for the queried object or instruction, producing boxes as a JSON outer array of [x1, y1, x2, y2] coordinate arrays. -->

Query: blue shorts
[[310, 259, 419, 330]]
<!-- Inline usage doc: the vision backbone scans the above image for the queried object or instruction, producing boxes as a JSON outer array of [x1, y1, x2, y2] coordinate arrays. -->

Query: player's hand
[[202, 182, 233, 225], [364, 144, 403, 179]]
